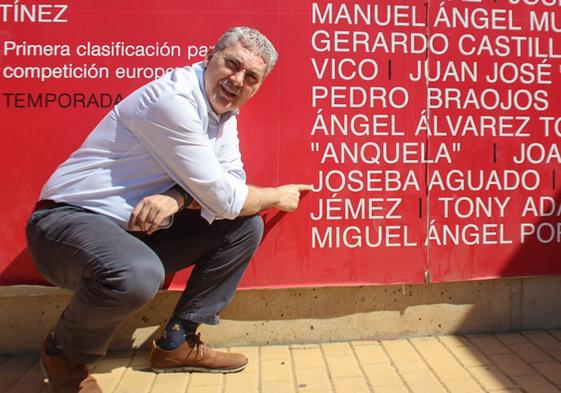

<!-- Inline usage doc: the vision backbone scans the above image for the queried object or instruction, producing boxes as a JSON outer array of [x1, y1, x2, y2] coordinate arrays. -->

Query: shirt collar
[[194, 61, 239, 124]]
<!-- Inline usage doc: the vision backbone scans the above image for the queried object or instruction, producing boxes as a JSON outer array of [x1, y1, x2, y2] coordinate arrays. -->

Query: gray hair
[[213, 26, 278, 76]]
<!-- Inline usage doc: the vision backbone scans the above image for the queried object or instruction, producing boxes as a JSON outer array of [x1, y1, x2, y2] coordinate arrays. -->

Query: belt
[[34, 199, 70, 211]]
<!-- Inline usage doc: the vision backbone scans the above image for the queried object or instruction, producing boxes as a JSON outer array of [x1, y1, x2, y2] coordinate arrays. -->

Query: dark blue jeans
[[26, 205, 263, 364]]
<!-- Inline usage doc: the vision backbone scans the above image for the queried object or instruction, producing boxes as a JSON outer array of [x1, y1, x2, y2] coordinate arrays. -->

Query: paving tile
[[508, 342, 554, 363], [400, 370, 447, 392], [95, 377, 124, 393], [425, 358, 472, 381], [187, 386, 223, 393], [548, 329, 561, 341], [411, 340, 453, 360], [322, 342, 354, 357], [352, 343, 391, 365], [468, 335, 511, 356], [523, 331, 561, 352], [92, 351, 132, 392], [0, 354, 39, 392], [511, 374, 561, 393], [128, 350, 151, 369], [361, 364, 403, 387], [292, 347, 327, 369], [294, 367, 333, 391], [112, 351, 155, 393], [467, 365, 516, 390], [549, 351, 561, 362], [188, 371, 223, 387], [150, 372, 189, 393], [261, 359, 293, 381], [440, 344, 491, 367], [443, 379, 486, 393], [261, 380, 296, 393], [92, 351, 133, 373], [331, 376, 371, 393], [296, 390, 334, 393], [224, 371, 258, 393], [391, 358, 430, 373], [383, 340, 430, 376], [438, 335, 471, 348], [532, 361, 561, 385], [495, 333, 529, 345], [381, 340, 419, 360], [4, 362, 46, 393], [324, 355, 363, 378], [371, 386, 409, 393], [488, 353, 536, 377], [261, 345, 291, 361], [113, 368, 155, 393]]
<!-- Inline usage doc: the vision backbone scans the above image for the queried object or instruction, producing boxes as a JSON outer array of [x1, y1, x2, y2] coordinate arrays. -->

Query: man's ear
[[204, 50, 215, 67]]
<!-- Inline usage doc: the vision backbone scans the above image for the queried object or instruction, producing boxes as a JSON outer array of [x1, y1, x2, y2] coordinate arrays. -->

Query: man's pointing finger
[[296, 184, 313, 192]]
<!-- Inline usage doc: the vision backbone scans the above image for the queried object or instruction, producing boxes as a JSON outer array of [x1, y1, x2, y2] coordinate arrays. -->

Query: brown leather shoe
[[150, 333, 248, 373], [41, 333, 102, 393]]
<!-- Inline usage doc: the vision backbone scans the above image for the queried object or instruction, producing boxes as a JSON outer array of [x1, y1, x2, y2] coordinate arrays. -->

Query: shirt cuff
[[200, 182, 248, 224], [230, 182, 249, 218], [201, 209, 215, 224]]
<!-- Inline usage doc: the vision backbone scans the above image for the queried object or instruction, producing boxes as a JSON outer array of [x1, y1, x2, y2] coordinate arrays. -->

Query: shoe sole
[[151, 363, 247, 374], [44, 352, 245, 377]]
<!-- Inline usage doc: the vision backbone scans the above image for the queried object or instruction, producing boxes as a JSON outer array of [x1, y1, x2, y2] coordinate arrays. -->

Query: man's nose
[[230, 70, 244, 86]]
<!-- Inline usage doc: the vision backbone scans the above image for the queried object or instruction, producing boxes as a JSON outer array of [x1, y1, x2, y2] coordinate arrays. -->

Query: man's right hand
[[273, 184, 313, 212]]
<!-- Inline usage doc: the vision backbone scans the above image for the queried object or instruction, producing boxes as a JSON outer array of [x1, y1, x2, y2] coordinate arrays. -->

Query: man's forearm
[[239, 184, 312, 216], [239, 185, 278, 216]]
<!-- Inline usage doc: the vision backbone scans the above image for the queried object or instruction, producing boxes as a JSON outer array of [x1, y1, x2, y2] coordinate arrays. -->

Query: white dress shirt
[[40, 62, 249, 227]]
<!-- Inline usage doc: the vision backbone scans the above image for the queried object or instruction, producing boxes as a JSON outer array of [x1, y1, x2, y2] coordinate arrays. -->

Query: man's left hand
[[128, 194, 181, 234]]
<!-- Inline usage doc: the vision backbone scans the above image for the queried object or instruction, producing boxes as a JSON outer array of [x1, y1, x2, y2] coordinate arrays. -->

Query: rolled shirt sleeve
[[217, 119, 247, 183], [127, 92, 248, 222]]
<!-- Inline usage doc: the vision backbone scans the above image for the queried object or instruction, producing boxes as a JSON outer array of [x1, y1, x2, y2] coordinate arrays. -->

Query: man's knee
[[94, 256, 165, 310], [247, 214, 265, 239], [239, 214, 264, 250]]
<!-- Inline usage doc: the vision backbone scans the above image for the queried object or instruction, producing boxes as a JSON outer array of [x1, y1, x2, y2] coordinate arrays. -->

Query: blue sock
[[156, 318, 199, 350]]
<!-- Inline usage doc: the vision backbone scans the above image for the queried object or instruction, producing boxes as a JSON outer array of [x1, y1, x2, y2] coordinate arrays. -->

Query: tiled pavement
[[4, 331, 561, 392]]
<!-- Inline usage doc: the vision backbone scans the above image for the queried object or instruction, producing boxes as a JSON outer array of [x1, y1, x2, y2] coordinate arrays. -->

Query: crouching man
[[26, 26, 310, 393]]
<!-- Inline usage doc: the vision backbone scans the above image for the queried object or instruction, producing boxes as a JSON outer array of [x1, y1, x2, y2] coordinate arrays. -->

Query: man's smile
[[219, 82, 238, 99]]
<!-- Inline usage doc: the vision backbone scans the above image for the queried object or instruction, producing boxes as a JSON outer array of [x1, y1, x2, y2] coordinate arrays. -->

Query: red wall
[[2, 0, 561, 289]]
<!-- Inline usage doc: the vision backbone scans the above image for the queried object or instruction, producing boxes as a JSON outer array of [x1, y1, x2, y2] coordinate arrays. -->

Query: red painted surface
[[1, 1, 560, 289]]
